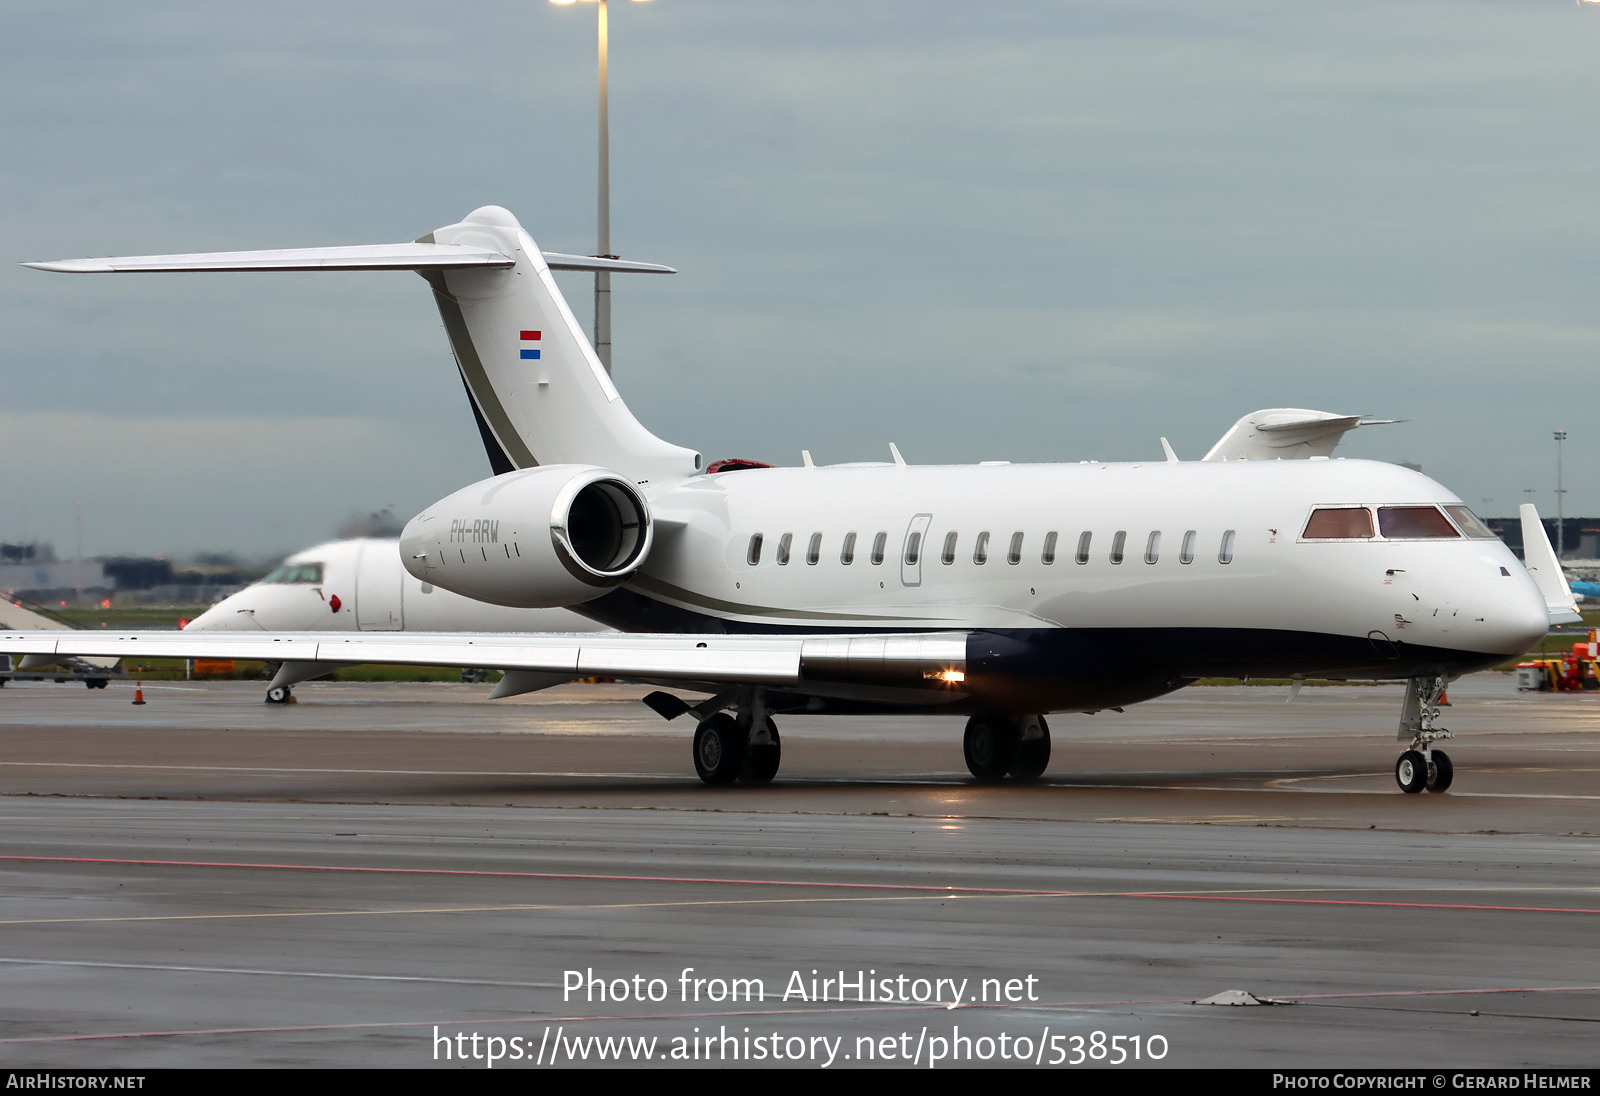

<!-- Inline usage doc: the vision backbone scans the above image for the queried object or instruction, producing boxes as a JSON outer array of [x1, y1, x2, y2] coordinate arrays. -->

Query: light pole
[[550, 0, 652, 374], [1555, 429, 1568, 559]]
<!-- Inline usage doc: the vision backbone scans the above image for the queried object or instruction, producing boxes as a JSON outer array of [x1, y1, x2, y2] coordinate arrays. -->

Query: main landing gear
[[641, 688, 782, 786], [963, 714, 1051, 782], [1394, 674, 1454, 794], [691, 710, 781, 785]]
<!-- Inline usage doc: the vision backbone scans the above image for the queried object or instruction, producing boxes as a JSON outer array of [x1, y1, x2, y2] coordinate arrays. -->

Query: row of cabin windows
[[746, 529, 1237, 567]]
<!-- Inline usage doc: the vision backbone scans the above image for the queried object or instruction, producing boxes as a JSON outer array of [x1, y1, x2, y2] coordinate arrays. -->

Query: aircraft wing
[[1521, 504, 1583, 625], [0, 629, 971, 694]]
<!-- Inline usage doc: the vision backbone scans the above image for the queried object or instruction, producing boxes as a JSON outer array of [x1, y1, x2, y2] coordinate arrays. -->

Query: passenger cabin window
[[1444, 506, 1496, 539], [1144, 531, 1160, 564], [905, 531, 922, 566], [871, 532, 888, 565], [777, 533, 793, 565], [1007, 532, 1024, 565], [807, 532, 822, 565], [942, 531, 958, 565], [840, 532, 857, 565], [1075, 531, 1091, 565], [973, 531, 991, 565], [1378, 506, 1461, 539], [1041, 531, 1058, 565], [746, 534, 763, 566], [1110, 531, 1126, 565], [1219, 530, 1235, 564], [1303, 507, 1374, 540], [1179, 530, 1196, 564]]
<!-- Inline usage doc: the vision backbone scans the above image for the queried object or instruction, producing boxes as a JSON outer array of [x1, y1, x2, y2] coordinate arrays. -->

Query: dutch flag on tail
[[520, 330, 540, 359]]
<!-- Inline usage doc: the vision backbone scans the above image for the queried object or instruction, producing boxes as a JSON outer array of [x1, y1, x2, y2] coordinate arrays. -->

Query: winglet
[[1203, 408, 1398, 462], [1520, 503, 1583, 624]]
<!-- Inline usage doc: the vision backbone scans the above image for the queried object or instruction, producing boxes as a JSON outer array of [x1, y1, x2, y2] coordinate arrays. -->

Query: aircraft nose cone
[[185, 604, 223, 631]]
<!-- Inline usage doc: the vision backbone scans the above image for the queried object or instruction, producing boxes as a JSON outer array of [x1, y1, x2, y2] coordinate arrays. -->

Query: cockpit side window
[[1378, 506, 1460, 539], [1302, 508, 1374, 540], [262, 562, 324, 583], [1444, 506, 1496, 539]]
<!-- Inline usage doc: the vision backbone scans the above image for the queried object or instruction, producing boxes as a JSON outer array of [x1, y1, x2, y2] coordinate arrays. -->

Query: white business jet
[[185, 537, 606, 702], [16, 206, 1573, 792]]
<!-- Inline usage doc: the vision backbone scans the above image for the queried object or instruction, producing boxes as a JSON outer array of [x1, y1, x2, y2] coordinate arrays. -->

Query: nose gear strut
[[1395, 673, 1455, 793]]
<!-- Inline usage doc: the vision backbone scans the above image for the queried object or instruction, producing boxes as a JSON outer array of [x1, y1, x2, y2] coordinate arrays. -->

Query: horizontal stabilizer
[[539, 253, 676, 275], [24, 245, 675, 276], [23, 243, 515, 273], [1520, 503, 1582, 625]]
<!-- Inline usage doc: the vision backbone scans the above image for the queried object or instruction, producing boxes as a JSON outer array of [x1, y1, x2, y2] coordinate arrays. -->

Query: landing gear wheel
[[742, 719, 781, 784], [1426, 749, 1453, 793], [693, 713, 746, 785], [964, 716, 1019, 781], [1395, 749, 1428, 794], [265, 685, 293, 705], [1008, 716, 1051, 779]]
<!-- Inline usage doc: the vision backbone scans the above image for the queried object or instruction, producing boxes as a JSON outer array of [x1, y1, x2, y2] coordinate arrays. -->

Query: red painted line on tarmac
[[0, 854, 1066, 895], [1130, 893, 1600, 915]]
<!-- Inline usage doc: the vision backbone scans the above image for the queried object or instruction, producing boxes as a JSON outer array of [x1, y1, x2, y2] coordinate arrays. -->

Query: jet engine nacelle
[[399, 465, 652, 608]]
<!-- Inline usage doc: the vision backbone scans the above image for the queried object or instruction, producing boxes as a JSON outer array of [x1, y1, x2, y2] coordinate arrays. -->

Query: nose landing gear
[[1395, 674, 1454, 794]]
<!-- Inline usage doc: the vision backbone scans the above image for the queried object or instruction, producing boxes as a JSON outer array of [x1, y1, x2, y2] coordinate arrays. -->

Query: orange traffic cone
[[1438, 689, 1450, 706], [132, 682, 146, 706]]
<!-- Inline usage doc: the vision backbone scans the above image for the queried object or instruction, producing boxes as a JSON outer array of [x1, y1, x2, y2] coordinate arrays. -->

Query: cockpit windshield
[[1443, 505, 1496, 539], [260, 562, 324, 584], [1303, 508, 1374, 539], [1377, 506, 1460, 539], [1303, 504, 1496, 542]]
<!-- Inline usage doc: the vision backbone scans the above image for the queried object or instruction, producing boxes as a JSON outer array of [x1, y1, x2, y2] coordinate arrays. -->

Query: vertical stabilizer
[[420, 206, 700, 484]]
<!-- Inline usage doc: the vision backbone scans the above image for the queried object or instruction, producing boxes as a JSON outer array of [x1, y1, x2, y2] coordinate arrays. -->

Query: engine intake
[[401, 465, 652, 608]]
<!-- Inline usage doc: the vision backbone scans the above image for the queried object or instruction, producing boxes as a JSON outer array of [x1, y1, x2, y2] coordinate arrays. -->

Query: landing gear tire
[[265, 685, 293, 705], [1395, 749, 1428, 794], [964, 716, 1019, 781], [693, 713, 746, 785], [85, 678, 108, 690], [1426, 749, 1453, 793], [742, 719, 781, 785], [1008, 717, 1051, 780]]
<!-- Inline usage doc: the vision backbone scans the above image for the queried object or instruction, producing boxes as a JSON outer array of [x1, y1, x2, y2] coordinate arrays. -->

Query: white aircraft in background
[[186, 537, 605, 702], [15, 205, 1574, 792]]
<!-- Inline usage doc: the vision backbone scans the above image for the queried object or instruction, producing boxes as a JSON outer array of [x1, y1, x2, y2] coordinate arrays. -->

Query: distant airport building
[[1485, 516, 1598, 561]]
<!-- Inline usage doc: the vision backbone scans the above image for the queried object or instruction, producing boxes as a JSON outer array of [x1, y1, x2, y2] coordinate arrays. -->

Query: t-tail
[[24, 205, 702, 485]]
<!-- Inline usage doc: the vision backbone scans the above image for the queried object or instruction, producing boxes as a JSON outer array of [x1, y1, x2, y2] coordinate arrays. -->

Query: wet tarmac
[[1, 675, 1597, 1068]]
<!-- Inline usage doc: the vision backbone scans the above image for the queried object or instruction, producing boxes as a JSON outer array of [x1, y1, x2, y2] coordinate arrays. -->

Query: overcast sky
[[3, 1, 1598, 557]]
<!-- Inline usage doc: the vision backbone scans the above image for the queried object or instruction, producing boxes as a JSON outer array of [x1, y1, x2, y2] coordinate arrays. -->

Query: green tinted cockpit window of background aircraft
[[1444, 506, 1497, 539], [1377, 506, 1460, 539], [261, 562, 325, 583], [1303, 507, 1374, 539]]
